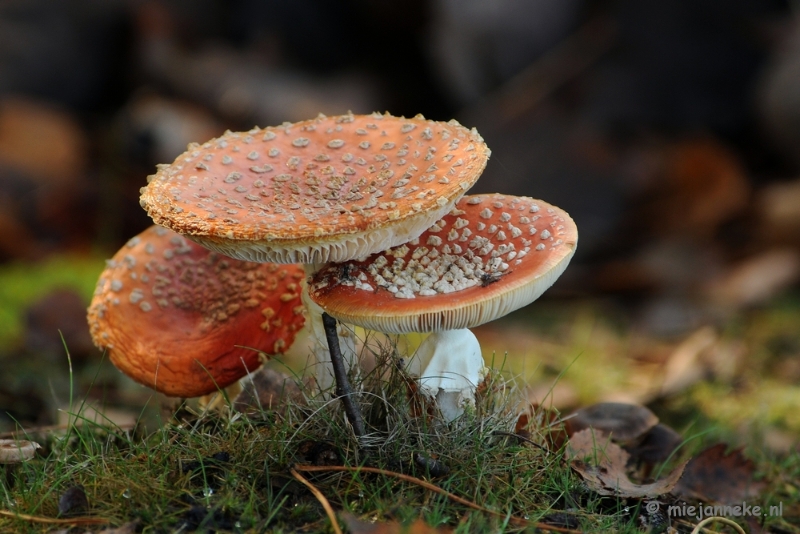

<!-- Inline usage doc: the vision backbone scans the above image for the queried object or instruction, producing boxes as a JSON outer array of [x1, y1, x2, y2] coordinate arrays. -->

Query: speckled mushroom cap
[[308, 194, 577, 333], [139, 112, 490, 264], [87, 226, 306, 397]]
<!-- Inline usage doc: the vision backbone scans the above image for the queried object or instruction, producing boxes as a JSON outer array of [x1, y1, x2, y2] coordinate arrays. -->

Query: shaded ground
[[0, 256, 798, 532]]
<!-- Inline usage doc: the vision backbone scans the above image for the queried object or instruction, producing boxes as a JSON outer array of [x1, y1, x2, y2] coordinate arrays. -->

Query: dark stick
[[321, 312, 366, 440]]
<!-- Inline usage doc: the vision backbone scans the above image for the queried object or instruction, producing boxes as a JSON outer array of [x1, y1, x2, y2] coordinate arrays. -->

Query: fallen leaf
[[660, 327, 718, 397], [566, 429, 686, 499], [758, 178, 800, 244], [706, 249, 800, 309], [674, 444, 766, 504], [0, 97, 88, 183]]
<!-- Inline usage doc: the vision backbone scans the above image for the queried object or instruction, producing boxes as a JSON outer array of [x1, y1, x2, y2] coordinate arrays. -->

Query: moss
[[0, 254, 104, 348]]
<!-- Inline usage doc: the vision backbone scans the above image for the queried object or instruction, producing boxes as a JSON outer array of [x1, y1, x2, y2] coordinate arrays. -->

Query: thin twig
[[321, 313, 367, 441], [690, 516, 747, 534], [290, 468, 343, 534], [0, 509, 110, 525], [294, 464, 581, 533]]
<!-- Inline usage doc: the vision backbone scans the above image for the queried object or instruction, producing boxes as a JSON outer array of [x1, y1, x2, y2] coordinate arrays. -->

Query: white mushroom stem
[[406, 329, 486, 422], [301, 264, 357, 394]]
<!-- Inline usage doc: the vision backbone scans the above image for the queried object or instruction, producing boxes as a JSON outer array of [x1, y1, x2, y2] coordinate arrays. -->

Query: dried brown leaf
[[660, 327, 717, 397], [566, 429, 686, 499], [674, 444, 766, 505], [707, 248, 800, 308]]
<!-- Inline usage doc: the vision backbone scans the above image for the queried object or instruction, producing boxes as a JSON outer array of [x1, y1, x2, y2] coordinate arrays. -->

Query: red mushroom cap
[[87, 226, 306, 397], [139, 112, 490, 264], [308, 194, 577, 333]]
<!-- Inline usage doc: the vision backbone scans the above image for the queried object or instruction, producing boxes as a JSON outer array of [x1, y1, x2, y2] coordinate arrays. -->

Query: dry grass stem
[[294, 464, 581, 533], [689, 516, 747, 534], [291, 467, 343, 534]]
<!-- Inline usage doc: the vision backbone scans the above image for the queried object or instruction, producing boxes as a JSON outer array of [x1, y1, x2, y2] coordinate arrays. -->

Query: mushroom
[[565, 402, 659, 446], [627, 423, 683, 468], [137, 113, 490, 431], [1, 439, 40, 488], [309, 194, 578, 420], [87, 225, 305, 397], [406, 329, 485, 421]]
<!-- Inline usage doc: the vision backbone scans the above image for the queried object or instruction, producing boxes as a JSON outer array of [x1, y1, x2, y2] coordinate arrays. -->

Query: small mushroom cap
[[308, 194, 577, 333], [87, 226, 306, 397], [565, 402, 659, 443], [139, 112, 490, 264], [0, 439, 40, 463], [626, 423, 683, 464]]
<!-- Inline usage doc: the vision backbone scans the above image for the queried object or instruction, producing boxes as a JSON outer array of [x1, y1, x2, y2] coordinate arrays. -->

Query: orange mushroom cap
[[308, 194, 577, 333], [87, 226, 306, 397], [139, 112, 490, 264]]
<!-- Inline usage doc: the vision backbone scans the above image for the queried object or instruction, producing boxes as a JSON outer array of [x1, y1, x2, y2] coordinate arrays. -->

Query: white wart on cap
[[308, 194, 578, 333], [140, 112, 490, 264]]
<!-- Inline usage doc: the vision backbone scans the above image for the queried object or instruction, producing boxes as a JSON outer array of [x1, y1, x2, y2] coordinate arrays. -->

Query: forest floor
[[0, 255, 798, 533]]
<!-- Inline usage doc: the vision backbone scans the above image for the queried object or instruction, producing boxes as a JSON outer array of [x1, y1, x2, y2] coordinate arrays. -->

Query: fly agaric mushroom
[[309, 194, 578, 420], [87, 225, 305, 397], [139, 112, 490, 265], [137, 112, 490, 429]]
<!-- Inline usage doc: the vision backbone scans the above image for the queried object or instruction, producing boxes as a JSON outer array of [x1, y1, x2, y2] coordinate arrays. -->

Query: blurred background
[[1, 0, 799, 451]]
